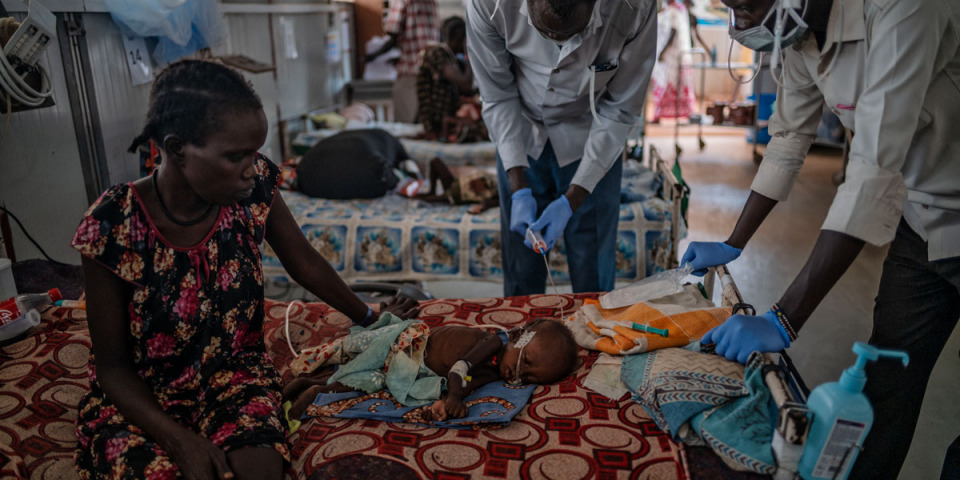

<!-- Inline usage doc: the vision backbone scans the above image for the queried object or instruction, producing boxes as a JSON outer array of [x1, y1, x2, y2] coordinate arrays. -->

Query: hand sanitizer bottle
[[798, 342, 909, 479]]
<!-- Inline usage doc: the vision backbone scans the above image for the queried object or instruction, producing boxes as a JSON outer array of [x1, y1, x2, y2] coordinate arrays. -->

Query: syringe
[[630, 322, 669, 337], [526, 228, 547, 254]]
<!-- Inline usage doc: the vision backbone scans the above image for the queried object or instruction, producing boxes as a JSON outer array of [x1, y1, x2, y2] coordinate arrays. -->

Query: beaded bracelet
[[770, 303, 798, 342]]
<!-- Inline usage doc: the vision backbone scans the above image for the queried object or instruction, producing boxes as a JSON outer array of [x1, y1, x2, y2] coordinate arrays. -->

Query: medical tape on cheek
[[510, 329, 538, 384]]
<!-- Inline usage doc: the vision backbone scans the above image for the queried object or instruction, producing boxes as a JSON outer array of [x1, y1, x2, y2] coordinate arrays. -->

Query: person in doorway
[[467, 0, 658, 296], [679, 0, 960, 478], [650, 0, 700, 122], [417, 16, 477, 140], [682, 0, 710, 56], [366, 0, 439, 123], [71, 60, 419, 480]]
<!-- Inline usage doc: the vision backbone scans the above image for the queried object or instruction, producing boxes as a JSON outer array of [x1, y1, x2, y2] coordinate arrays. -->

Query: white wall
[[0, 12, 88, 265], [0, 2, 353, 264]]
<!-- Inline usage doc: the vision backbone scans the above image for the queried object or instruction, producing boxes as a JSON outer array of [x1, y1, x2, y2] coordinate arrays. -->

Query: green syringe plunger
[[631, 322, 669, 337]]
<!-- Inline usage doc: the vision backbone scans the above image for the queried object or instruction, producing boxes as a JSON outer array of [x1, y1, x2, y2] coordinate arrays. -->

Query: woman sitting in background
[[417, 16, 485, 142]]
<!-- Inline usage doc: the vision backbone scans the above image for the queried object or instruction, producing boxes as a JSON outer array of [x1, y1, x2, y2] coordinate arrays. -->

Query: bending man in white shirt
[[467, 0, 657, 295], [680, 0, 960, 478]]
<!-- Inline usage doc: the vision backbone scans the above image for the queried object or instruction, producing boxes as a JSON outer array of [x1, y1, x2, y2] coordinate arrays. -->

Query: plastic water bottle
[[0, 288, 62, 326], [0, 308, 41, 342]]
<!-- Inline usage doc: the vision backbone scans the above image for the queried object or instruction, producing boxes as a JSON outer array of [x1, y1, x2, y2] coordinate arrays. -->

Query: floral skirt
[[74, 358, 289, 479]]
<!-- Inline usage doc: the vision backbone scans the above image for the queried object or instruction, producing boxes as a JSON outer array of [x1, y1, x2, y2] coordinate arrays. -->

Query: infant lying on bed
[[283, 317, 578, 421]]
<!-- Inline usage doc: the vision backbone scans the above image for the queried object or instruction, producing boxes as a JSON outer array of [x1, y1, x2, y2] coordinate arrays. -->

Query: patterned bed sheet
[[0, 297, 695, 480], [262, 161, 681, 285], [265, 295, 692, 480]]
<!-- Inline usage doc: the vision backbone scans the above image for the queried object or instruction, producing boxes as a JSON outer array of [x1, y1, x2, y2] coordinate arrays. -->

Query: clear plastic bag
[[599, 263, 694, 309], [106, 0, 226, 64]]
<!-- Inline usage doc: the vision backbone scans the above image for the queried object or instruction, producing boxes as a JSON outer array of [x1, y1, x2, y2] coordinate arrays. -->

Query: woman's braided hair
[[127, 59, 262, 153]]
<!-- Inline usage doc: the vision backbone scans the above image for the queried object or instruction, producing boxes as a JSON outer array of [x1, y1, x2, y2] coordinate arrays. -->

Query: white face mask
[[728, 0, 808, 52]]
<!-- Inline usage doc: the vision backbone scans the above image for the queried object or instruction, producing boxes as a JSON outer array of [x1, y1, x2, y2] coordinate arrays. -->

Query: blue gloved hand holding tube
[[680, 241, 742, 276], [528, 195, 572, 251], [510, 188, 537, 236], [701, 309, 791, 364]]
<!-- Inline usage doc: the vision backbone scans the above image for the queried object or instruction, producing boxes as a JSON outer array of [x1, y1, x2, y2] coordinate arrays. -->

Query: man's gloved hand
[[701, 310, 791, 364], [510, 188, 537, 236], [528, 195, 572, 251], [680, 241, 742, 276]]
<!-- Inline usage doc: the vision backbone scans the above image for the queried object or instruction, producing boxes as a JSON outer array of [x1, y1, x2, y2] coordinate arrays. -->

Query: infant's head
[[501, 318, 579, 385]]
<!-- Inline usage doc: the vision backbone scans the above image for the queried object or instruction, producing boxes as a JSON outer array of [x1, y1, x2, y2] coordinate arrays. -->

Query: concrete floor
[[425, 130, 959, 479]]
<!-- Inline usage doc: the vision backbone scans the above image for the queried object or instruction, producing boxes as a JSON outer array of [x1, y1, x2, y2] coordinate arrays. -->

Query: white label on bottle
[[811, 418, 867, 478]]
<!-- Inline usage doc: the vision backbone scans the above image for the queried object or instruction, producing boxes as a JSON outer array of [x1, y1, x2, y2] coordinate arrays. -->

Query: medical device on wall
[[1, 0, 56, 110]]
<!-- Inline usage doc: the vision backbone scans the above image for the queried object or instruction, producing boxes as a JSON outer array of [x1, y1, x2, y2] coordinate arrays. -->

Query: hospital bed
[[261, 146, 686, 299], [291, 122, 498, 166], [0, 265, 808, 480]]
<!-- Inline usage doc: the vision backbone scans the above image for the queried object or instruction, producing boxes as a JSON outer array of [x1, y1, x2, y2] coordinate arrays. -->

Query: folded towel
[[622, 344, 776, 474], [565, 286, 731, 355]]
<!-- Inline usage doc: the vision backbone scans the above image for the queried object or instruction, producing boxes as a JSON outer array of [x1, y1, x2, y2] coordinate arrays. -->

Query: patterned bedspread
[[263, 161, 680, 285], [0, 297, 694, 480], [266, 295, 692, 480]]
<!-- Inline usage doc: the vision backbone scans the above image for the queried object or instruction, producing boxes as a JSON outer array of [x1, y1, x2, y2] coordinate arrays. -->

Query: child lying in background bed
[[282, 318, 578, 421], [415, 157, 499, 214]]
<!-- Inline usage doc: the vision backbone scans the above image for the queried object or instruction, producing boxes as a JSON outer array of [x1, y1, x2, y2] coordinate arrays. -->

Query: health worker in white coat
[[680, 0, 960, 478]]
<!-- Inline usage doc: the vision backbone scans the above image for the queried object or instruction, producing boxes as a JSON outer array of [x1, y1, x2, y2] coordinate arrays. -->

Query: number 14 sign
[[121, 34, 154, 86]]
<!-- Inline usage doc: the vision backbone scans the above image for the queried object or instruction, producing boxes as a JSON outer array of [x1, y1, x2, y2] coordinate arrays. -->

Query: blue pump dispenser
[[797, 342, 909, 479]]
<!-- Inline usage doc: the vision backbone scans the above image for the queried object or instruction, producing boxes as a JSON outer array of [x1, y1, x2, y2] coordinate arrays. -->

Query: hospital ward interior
[[0, 0, 958, 479]]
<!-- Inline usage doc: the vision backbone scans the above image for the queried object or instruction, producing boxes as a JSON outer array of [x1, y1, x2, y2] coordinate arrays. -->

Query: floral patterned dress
[[71, 155, 289, 479], [416, 44, 462, 135]]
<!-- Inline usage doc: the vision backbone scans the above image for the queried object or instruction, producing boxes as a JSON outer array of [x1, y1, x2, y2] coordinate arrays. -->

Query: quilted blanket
[[262, 161, 679, 286]]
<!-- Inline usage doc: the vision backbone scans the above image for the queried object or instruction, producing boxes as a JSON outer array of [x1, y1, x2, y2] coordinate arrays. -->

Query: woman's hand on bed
[[166, 428, 235, 480], [380, 296, 420, 319]]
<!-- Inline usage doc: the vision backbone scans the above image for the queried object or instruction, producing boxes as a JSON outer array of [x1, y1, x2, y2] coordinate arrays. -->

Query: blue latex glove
[[527, 196, 572, 251], [680, 241, 742, 276], [510, 188, 537, 236], [701, 310, 791, 364]]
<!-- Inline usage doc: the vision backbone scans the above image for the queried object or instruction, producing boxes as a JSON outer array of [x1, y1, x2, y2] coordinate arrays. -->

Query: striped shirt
[[384, 0, 439, 77]]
